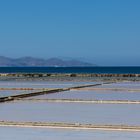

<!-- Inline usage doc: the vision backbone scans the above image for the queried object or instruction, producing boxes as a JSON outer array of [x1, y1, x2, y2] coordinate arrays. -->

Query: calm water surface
[[0, 101, 140, 125], [0, 126, 140, 140], [33, 90, 140, 101]]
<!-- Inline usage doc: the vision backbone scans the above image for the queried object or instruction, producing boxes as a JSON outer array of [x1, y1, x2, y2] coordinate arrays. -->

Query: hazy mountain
[[0, 56, 95, 67], [0, 56, 17, 66]]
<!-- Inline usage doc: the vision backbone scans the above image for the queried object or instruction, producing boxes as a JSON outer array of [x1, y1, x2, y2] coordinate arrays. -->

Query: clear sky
[[0, 0, 140, 66]]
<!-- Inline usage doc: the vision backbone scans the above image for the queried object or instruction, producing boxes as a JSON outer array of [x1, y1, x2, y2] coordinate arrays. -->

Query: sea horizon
[[0, 66, 140, 74]]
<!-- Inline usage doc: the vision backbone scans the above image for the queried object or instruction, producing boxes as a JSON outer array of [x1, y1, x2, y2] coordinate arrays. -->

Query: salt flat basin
[[0, 101, 140, 126], [31, 90, 140, 101], [97, 82, 140, 89], [0, 90, 41, 98], [0, 81, 99, 89], [0, 126, 140, 140]]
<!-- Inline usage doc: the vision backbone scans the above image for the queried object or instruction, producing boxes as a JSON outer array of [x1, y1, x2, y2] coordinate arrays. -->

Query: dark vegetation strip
[[0, 88, 68, 103], [0, 121, 140, 132], [0, 82, 114, 103]]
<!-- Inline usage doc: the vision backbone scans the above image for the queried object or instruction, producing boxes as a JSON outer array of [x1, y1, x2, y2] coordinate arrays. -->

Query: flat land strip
[[0, 121, 140, 132]]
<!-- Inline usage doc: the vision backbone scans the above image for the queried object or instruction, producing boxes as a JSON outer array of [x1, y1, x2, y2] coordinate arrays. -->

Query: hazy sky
[[0, 0, 140, 66]]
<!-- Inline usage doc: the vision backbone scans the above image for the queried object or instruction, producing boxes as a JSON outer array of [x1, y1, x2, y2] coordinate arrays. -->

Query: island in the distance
[[0, 56, 96, 67]]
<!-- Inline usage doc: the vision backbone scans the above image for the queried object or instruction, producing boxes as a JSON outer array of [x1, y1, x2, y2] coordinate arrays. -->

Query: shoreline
[[1, 73, 140, 77], [1, 73, 140, 82]]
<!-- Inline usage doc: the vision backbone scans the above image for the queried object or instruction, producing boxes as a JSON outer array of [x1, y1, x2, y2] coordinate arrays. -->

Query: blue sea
[[0, 67, 140, 74]]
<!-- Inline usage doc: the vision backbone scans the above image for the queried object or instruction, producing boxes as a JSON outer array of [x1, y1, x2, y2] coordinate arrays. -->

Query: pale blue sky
[[0, 0, 140, 66]]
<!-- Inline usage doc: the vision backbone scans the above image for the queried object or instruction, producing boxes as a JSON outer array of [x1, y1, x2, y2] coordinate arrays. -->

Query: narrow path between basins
[[0, 121, 140, 132], [0, 82, 115, 103]]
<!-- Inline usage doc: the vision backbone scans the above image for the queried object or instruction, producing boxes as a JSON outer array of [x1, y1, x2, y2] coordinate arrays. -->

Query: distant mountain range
[[0, 56, 95, 67]]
